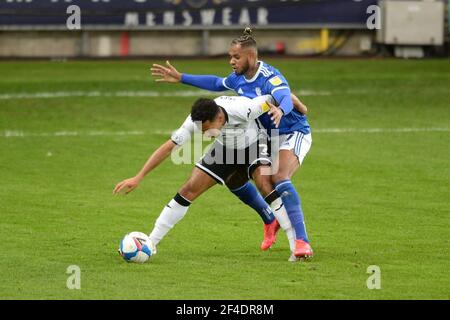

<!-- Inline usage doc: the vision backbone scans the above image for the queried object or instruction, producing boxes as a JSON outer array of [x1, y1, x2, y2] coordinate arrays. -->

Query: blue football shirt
[[222, 61, 310, 135]]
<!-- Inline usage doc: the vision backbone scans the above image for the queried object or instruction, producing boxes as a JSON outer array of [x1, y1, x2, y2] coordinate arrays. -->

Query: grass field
[[0, 58, 449, 300]]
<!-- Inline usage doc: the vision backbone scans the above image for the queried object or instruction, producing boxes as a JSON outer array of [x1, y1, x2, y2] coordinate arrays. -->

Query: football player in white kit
[[113, 94, 297, 258]]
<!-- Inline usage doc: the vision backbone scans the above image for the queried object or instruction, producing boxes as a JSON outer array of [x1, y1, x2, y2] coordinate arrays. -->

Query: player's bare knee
[[253, 173, 273, 197], [178, 181, 198, 202], [178, 187, 192, 201], [271, 171, 289, 184]]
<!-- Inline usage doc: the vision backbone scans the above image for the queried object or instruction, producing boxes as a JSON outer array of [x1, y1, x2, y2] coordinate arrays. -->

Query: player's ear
[[247, 48, 257, 63], [201, 121, 208, 132]]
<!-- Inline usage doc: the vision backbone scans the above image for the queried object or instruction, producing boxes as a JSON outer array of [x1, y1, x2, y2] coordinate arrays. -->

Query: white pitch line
[[1, 128, 448, 138], [0, 89, 332, 100], [314, 127, 450, 133], [1, 130, 146, 138]]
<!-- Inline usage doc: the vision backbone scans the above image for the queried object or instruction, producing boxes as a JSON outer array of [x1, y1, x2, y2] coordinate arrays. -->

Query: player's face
[[202, 119, 223, 138], [202, 110, 226, 137], [228, 44, 250, 75]]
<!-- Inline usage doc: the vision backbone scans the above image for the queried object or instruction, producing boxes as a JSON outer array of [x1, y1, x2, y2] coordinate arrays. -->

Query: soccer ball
[[118, 231, 154, 263]]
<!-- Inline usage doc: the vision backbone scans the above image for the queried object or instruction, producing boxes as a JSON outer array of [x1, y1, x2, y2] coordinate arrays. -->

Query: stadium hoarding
[[0, 0, 377, 30]]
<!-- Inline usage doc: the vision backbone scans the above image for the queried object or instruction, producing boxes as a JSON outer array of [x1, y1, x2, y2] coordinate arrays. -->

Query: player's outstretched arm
[[113, 139, 177, 195], [151, 61, 228, 92], [151, 61, 182, 83], [291, 93, 308, 115]]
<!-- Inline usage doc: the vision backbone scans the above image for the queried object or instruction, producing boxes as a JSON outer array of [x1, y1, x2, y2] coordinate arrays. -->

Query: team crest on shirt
[[255, 87, 262, 96], [269, 76, 283, 86], [172, 135, 183, 145]]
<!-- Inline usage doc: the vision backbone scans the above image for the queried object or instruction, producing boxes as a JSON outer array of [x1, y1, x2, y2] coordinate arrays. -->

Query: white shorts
[[272, 132, 312, 165]]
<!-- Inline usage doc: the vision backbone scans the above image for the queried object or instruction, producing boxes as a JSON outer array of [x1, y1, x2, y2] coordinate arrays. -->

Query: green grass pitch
[[0, 58, 449, 300]]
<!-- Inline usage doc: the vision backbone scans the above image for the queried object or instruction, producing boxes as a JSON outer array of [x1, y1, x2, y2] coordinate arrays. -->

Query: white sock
[[270, 197, 296, 252], [149, 196, 190, 246], [286, 227, 296, 253]]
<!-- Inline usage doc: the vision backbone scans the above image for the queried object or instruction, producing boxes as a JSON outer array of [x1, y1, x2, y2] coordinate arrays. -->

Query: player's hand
[[291, 93, 308, 115], [267, 102, 283, 128], [113, 176, 142, 195], [150, 60, 182, 83]]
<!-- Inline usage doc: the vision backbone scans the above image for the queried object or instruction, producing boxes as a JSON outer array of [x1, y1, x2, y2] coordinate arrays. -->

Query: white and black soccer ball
[[118, 232, 154, 263]]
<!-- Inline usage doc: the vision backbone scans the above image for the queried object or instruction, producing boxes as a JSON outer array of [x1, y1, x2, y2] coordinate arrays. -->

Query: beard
[[234, 62, 249, 75]]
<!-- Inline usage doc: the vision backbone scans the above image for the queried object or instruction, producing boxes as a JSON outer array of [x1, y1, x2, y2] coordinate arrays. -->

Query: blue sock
[[274, 179, 309, 243], [230, 182, 275, 225]]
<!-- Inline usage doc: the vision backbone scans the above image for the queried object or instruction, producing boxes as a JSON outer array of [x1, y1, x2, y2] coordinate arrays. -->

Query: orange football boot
[[294, 239, 313, 258], [260, 219, 280, 250]]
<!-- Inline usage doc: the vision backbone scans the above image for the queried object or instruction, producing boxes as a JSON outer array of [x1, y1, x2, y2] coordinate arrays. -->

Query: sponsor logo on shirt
[[269, 76, 283, 86]]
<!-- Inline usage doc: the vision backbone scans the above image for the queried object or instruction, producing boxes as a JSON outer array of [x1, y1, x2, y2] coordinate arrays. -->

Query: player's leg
[[251, 165, 273, 197], [226, 169, 275, 226], [149, 167, 216, 247], [252, 165, 295, 252], [272, 132, 313, 258], [199, 140, 276, 228], [243, 138, 282, 250]]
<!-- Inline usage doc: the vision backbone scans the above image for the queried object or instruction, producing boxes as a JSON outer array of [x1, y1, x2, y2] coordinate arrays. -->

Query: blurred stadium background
[[0, 0, 448, 59]]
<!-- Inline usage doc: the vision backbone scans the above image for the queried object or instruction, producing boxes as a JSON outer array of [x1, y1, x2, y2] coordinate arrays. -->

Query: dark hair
[[190, 98, 220, 123], [231, 27, 257, 49]]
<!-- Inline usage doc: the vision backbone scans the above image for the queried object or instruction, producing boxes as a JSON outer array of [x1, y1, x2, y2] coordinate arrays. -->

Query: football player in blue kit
[[151, 28, 313, 259]]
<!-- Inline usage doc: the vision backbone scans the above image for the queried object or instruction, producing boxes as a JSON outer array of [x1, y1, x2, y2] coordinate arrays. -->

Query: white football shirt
[[171, 95, 274, 149]]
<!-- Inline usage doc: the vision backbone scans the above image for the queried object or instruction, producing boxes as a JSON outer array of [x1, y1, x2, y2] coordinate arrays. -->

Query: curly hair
[[190, 98, 220, 123], [231, 27, 257, 49]]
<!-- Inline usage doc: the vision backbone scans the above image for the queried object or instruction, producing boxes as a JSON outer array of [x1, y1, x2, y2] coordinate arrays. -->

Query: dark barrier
[[0, 0, 377, 28]]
